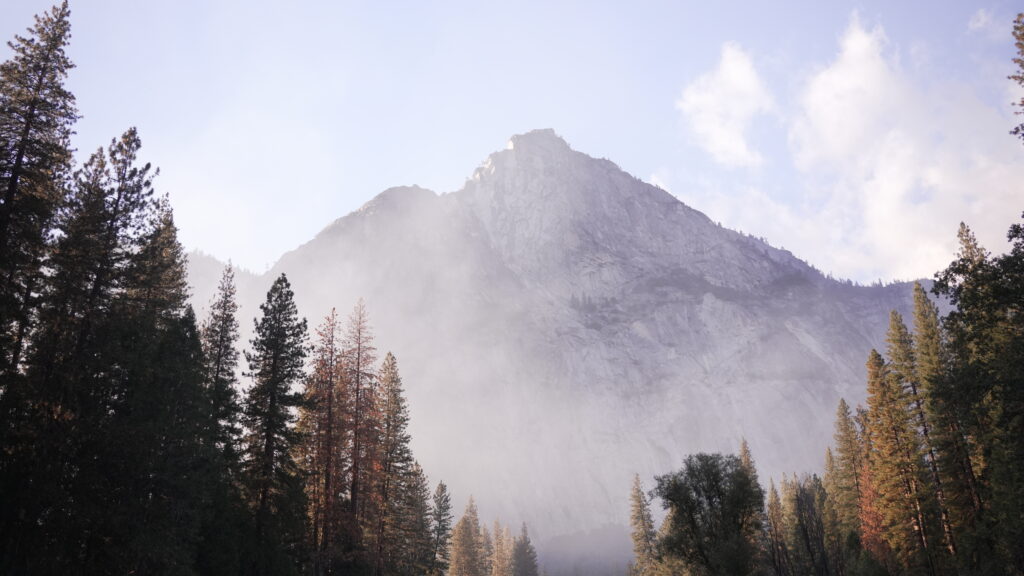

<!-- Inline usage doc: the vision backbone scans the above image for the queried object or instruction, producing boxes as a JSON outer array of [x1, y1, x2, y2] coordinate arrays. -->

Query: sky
[[3, 0, 1023, 282]]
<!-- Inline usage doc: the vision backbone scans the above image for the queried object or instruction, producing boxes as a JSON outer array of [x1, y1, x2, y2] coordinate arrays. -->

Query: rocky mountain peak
[[357, 185, 437, 216], [505, 128, 572, 154], [187, 129, 919, 574]]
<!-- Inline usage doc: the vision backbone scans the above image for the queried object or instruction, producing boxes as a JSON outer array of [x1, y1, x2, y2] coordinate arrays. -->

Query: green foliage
[[242, 273, 310, 575], [654, 453, 765, 576], [202, 265, 243, 466], [0, 0, 77, 376], [510, 524, 539, 576], [779, 474, 832, 576], [429, 481, 455, 575], [933, 216, 1024, 573]]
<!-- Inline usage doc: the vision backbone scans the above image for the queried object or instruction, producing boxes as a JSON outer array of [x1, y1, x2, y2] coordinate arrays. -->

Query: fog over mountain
[[188, 129, 918, 573]]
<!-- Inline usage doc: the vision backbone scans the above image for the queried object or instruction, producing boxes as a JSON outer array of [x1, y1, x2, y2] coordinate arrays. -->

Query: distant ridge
[[188, 130, 918, 575]]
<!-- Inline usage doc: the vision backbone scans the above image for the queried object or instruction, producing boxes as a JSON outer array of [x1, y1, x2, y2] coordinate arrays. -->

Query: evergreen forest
[[1, 4, 1022, 576]]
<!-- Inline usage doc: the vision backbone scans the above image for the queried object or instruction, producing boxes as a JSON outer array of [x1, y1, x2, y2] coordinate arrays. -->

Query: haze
[[3, 0, 1021, 282]]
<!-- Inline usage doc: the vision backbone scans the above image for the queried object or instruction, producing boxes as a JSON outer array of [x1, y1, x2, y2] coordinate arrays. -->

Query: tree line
[[0, 4, 550, 575], [629, 218, 1024, 576], [629, 13, 1024, 575]]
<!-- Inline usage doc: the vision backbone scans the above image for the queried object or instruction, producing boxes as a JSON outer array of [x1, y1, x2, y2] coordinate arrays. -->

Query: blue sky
[[3, 1, 1022, 281]]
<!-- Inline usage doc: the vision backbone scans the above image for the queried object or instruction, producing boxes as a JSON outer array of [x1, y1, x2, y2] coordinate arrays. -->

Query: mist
[[187, 130, 919, 573]]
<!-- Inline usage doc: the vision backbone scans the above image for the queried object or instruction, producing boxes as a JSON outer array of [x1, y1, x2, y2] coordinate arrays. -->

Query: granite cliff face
[[188, 129, 916, 572]]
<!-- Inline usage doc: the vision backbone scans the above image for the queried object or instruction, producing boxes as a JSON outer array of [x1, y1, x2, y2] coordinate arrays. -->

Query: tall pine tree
[[242, 273, 310, 576], [371, 352, 416, 576], [429, 481, 455, 575], [201, 264, 243, 467], [864, 348, 936, 575], [299, 308, 349, 576], [344, 299, 378, 528], [629, 474, 657, 576], [0, 0, 77, 375], [450, 497, 485, 576], [510, 524, 539, 576]]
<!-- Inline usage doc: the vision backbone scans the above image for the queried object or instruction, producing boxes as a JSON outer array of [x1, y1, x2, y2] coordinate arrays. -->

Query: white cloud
[[789, 17, 1024, 281], [676, 43, 774, 168], [968, 8, 993, 32], [685, 15, 1024, 283], [967, 8, 1010, 41]]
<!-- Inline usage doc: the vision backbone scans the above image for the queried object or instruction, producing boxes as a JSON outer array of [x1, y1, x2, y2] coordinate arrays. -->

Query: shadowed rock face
[[188, 129, 918, 572]]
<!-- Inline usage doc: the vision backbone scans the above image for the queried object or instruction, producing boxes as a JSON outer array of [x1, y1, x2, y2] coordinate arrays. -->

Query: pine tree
[[242, 273, 310, 575], [629, 474, 657, 575], [765, 480, 792, 576], [856, 407, 896, 573], [395, 462, 434, 576], [829, 399, 863, 538], [201, 265, 243, 466], [864, 347, 936, 575], [480, 523, 495, 576], [886, 310, 955, 567], [372, 352, 416, 576], [491, 521, 514, 576], [344, 299, 378, 526], [510, 523, 540, 576], [0, 128, 160, 571], [429, 481, 455, 575], [450, 497, 485, 576], [1010, 13, 1024, 142], [194, 263, 248, 575], [0, 0, 77, 375], [100, 208, 218, 572], [297, 308, 352, 575], [821, 448, 845, 573], [934, 218, 1024, 572], [780, 474, 831, 576]]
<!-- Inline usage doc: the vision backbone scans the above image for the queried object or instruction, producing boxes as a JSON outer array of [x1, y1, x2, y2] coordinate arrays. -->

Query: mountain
[[187, 129, 918, 573]]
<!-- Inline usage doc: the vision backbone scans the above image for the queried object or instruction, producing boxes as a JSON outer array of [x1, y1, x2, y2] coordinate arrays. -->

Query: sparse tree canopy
[[1011, 13, 1024, 142]]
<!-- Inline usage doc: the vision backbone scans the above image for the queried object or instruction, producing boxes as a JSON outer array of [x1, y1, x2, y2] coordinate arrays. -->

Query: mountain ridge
[[187, 129, 920, 574]]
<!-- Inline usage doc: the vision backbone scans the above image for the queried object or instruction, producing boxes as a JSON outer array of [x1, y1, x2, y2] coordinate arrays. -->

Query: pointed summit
[[505, 128, 572, 155]]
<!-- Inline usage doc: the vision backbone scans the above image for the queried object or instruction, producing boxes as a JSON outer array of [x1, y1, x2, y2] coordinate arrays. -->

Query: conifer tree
[[100, 208, 218, 573], [1011, 13, 1024, 142], [344, 299, 378, 525], [450, 497, 485, 576], [0, 0, 77, 374], [864, 348, 936, 575], [765, 480, 792, 576], [429, 481, 455, 575], [510, 524, 540, 576], [780, 475, 831, 576], [0, 128, 159, 571], [242, 273, 310, 575], [195, 263, 248, 575], [821, 448, 845, 573], [629, 474, 657, 576], [491, 521, 514, 576], [886, 311, 955, 566], [855, 407, 896, 573], [395, 462, 434, 576], [935, 218, 1024, 573], [481, 523, 495, 576], [201, 265, 243, 465], [372, 352, 416, 576], [298, 308, 347, 576], [829, 399, 863, 538]]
